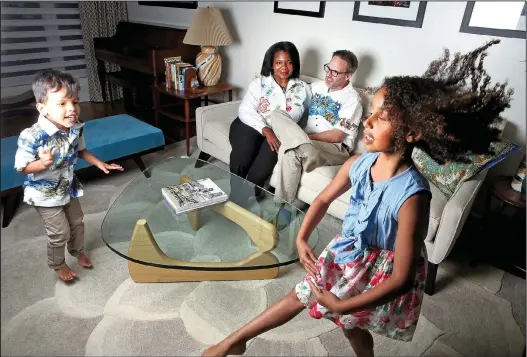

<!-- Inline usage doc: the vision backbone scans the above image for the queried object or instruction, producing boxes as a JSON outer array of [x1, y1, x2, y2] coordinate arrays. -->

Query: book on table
[[161, 178, 228, 214]]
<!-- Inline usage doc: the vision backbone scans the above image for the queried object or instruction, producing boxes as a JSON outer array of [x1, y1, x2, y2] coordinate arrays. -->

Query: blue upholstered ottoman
[[1, 114, 165, 227]]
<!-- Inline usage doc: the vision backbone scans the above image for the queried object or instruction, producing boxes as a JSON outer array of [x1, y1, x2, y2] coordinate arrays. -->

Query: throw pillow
[[412, 141, 521, 199]]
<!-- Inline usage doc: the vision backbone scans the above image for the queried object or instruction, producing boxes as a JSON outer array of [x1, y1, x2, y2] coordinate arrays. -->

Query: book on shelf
[[164, 56, 181, 89], [174, 62, 192, 90], [183, 67, 200, 91], [161, 178, 228, 214]]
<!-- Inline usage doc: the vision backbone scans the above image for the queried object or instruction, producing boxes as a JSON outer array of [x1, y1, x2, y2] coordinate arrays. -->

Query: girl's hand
[[308, 280, 340, 313], [297, 240, 319, 279], [98, 162, 124, 174], [262, 127, 281, 152]]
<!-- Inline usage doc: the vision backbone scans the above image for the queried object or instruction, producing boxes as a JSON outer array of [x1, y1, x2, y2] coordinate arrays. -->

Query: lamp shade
[[183, 7, 233, 46]]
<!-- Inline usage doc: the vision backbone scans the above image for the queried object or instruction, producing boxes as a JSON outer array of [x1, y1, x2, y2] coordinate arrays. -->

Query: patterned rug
[[1, 138, 525, 356]]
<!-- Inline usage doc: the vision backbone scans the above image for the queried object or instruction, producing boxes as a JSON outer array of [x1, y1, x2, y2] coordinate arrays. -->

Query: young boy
[[15, 70, 124, 282]]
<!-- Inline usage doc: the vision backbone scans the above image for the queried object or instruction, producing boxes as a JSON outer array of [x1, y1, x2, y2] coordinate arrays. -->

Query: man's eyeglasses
[[323, 64, 349, 77]]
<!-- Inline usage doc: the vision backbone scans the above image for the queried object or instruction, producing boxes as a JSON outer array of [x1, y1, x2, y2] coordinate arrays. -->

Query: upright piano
[[94, 21, 200, 123]]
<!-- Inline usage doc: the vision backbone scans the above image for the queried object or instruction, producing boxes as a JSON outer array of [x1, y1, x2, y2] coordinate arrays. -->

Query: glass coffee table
[[101, 156, 319, 283]]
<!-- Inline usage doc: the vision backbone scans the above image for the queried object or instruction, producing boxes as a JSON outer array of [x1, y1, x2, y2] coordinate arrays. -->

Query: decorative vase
[[511, 154, 526, 193], [196, 46, 221, 86]]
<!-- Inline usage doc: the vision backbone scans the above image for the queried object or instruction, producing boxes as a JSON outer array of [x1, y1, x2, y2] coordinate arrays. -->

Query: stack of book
[[163, 56, 200, 91], [161, 178, 228, 214]]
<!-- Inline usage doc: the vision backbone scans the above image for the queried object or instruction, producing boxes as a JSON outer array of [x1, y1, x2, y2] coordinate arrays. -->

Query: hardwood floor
[[1, 100, 127, 138]]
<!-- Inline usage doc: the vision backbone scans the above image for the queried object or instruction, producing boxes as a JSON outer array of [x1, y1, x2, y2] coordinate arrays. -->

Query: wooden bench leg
[[2, 190, 23, 228], [195, 151, 211, 168], [133, 155, 150, 178]]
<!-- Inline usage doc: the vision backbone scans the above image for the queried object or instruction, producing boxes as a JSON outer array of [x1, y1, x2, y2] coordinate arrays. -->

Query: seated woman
[[229, 41, 310, 205]]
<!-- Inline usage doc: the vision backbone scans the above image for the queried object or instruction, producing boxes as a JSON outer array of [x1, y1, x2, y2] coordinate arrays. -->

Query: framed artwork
[[352, 1, 427, 28], [460, 1, 525, 39], [138, 1, 198, 9], [273, 2, 326, 18]]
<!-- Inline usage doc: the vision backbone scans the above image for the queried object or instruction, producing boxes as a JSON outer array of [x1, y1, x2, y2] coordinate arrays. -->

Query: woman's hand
[[308, 281, 341, 313], [262, 127, 281, 152], [297, 240, 319, 279]]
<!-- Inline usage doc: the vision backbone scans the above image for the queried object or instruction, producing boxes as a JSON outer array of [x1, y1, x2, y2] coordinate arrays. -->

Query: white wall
[[127, 1, 526, 176]]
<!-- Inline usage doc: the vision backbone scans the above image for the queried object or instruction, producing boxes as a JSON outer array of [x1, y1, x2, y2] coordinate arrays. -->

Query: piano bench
[[1, 114, 165, 228]]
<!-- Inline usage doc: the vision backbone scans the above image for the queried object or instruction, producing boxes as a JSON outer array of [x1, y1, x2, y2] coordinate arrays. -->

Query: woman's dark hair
[[381, 39, 513, 164], [260, 41, 300, 79]]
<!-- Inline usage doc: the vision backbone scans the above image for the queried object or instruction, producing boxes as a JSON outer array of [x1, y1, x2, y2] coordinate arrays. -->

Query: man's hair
[[32, 69, 80, 104], [260, 41, 301, 79], [381, 39, 512, 164], [332, 50, 359, 74]]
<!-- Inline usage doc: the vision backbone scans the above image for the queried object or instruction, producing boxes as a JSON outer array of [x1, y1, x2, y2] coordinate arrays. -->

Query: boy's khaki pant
[[34, 198, 85, 270], [270, 110, 350, 203]]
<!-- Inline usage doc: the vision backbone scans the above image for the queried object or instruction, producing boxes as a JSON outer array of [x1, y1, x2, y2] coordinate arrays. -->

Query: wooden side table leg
[[153, 86, 160, 128], [204, 95, 208, 106], [184, 99, 190, 156]]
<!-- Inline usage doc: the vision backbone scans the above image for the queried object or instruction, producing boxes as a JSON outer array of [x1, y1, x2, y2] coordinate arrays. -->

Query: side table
[[154, 83, 233, 156], [475, 176, 526, 278]]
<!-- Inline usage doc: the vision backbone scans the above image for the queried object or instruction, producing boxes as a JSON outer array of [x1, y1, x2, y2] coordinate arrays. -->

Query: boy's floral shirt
[[14, 115, 86, 207]]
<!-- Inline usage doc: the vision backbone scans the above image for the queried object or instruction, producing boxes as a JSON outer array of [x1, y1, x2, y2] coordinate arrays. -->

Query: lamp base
[[196, 46, 221, 86]]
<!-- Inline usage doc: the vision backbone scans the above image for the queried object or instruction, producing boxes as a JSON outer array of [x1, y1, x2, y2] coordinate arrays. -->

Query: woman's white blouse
[[238, 75, 310, 134]]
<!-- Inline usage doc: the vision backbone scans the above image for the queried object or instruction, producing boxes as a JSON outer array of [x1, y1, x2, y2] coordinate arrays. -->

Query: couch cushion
[[202, 117, 231, 155], [412, 141, 520, 199], [426, 182, 447, 242], [301, 165, 351, 201]]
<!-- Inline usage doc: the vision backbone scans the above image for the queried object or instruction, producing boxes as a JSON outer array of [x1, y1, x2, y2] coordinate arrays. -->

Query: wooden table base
[[128, 254, 280, 283], [127, 197, 280, 282]]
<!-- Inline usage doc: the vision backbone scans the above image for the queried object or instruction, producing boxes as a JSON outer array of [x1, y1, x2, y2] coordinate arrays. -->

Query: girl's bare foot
[[55, 266, 77, 281], [202, 340, 246, 357], [78, 254, 93, 268]]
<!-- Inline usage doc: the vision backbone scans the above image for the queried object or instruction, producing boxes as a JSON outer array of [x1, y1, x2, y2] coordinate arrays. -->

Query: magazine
[[161, 178, 228, 214]]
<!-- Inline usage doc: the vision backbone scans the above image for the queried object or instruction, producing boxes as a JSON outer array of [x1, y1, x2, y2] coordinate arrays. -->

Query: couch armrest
[[195, 100, 241, 151], [428, 170, 487, 264]]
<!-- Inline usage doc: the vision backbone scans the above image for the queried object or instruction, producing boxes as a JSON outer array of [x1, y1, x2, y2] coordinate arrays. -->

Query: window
[[1, 1, 88, 100]]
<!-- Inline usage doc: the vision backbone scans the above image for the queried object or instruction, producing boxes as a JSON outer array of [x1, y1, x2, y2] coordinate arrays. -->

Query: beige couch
[[195, 76, 487, 295]]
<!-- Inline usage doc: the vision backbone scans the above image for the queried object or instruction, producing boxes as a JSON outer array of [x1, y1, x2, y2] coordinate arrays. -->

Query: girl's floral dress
[[295, 152, 431, 341]]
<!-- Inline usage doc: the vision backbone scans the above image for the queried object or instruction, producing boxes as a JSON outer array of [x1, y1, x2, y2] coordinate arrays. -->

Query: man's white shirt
[[304, 80, 363, 150]]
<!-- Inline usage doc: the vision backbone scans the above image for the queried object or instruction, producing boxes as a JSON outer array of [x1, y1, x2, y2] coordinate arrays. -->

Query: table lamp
[[183, 7, 233, 86]]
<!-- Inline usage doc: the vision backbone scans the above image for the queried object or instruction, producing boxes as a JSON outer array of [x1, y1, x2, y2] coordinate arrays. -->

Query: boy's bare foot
[[55, 266, 77, 281], [78, 254, 93, 268], [202, 340, 246, 357]]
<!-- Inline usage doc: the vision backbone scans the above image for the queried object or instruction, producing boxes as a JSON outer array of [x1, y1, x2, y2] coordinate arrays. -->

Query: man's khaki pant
[[270, 110, 350, 203], [34, 198, 85, 270]]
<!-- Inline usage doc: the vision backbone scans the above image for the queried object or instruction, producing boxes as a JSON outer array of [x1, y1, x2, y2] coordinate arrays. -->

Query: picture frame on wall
[[137, 1, 198, 9], [273, 2, 326, 18], [352, 1, 427, 28], [460, 1, 525, 39]]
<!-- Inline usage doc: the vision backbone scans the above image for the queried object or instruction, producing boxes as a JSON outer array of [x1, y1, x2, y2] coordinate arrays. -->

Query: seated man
[[270, 50, 363, 207]]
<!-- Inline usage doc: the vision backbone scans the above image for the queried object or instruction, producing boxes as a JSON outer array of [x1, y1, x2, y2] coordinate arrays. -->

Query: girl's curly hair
[[381, 39, 513, 164]]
